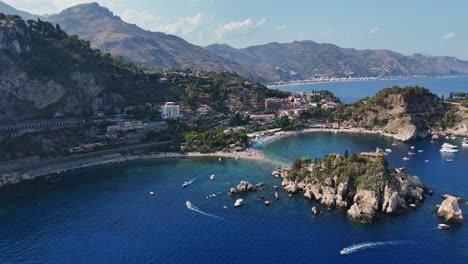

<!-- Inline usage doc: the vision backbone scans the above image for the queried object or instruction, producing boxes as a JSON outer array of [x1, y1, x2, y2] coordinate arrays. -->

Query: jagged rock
[[283, 181, 299, 194], [228, 188, 237, 195], [437, 196, 464, 223], [382, 185, 399, 214], [272, 171, 281, 178], [347, 190, 379, 224], [440, 194, 450, 199], [311, 206, 321, 217], [303, 184, 322, 201], [236, 181, 256, 193], [321, 186, 336, 208]]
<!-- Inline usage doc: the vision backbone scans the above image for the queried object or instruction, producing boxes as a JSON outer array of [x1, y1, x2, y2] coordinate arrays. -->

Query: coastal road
[[0, 141, 175, 173]]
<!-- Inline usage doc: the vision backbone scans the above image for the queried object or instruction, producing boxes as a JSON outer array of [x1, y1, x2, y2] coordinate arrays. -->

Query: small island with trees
[[274, 151, 432, 223]]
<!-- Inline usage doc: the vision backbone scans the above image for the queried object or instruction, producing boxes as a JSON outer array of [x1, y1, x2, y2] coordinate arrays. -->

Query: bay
[[274, 76, 468, 102]]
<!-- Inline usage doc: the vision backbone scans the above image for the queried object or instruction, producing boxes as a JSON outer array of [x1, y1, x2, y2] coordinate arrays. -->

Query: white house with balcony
[[161, 102, 182, 119]]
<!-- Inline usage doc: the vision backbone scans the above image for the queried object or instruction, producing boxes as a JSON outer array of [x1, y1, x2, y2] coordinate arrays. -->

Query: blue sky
[[5, 0, 468, 59]]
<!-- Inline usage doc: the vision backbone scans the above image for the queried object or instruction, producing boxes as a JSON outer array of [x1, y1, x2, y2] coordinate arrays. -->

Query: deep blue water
[[275, 75, 468, 102], [0, 133, 467, 264]]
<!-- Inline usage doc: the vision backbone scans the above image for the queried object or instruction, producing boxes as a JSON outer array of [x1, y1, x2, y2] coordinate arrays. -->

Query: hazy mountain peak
[[58, 2, 116, 19], [0, 1, 39, 20]]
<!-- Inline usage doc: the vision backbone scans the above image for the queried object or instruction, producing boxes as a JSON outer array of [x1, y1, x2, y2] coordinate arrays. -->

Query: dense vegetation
[[288, 152, 392, 191], [183, 129, 248, 153], [1, 15, 286, 122]]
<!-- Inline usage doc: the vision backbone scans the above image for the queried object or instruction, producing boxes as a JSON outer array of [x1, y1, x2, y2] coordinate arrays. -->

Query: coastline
[[267, 75, 460, 89], [259, 127, 403, 147], [0, 126, 460, 189], [0, 149, 268, 189]]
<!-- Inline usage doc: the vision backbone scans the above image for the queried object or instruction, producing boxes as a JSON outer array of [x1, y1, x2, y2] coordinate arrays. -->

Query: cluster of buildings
[[261, 92, 340, 120]]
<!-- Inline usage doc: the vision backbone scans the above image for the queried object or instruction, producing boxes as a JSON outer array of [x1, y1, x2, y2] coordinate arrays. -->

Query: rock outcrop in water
[[437, 195, 464, 223], [277, 153, 427, 223], [236, 181, 256, 193]]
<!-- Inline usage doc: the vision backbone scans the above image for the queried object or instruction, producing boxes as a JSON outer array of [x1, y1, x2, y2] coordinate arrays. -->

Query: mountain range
[[1, 1, 468, 84], [0, 15, 279, 122]]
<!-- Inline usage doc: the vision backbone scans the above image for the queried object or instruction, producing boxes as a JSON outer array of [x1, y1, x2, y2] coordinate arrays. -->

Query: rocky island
[[274, 152, 430, 223]]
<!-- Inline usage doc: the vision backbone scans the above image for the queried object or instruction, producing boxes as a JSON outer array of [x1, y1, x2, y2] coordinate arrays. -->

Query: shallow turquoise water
[[0, 133, 467, 264]]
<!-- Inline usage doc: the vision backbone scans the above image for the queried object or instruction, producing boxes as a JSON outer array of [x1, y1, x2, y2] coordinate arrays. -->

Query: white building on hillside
[[161, 102, 182, 119]]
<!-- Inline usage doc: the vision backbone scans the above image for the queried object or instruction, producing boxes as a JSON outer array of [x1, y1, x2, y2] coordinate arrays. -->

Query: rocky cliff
[[277, 153, 428, 223], [0, 16, 279, 122], [340, 86, 455, 141]]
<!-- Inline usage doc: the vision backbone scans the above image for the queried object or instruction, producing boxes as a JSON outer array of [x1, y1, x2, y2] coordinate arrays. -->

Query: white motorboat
[[340, 248, 349, 255], [425, 160, 429, 163], [234, 199, 244, 207], [410, 146, 415, 149], [408, 152, 415, 155], [186, 201, 192, 207], [438, 223, 450, 230], [418, 150, 423, 153], [403, 157, 410, 161], [385, 148, 392, 153], [210, 174, 215, 180], [440, 143, 458, 153], [462, 139, 468, 147], [182, 181, 190, 188], [450, 136, 456, 140], [446, 159, 453, 162], [149, 192, 155, 196]]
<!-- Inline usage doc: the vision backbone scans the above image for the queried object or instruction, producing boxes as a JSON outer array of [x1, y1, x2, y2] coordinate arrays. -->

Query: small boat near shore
[[234, 199, 244, 207], [462, 138, 468, 147], [182, 181, 190, 188], [210, 174, 215, 180], [385, 148, 392, 153], [440, 143, 458, 153]]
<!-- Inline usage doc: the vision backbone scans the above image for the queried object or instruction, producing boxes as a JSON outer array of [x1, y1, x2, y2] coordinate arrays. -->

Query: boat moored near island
[[439, 143, 458, 153]]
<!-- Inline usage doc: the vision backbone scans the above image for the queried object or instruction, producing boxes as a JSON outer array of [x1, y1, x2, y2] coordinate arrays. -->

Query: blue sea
[[1, 78, 468, 264], [274, 75, 468, 102]]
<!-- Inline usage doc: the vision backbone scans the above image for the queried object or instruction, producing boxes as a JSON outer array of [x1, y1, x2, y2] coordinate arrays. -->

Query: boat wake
[[340, 241, 404, 255], [188, 177, 198, 184], [186, 201, 222, 220]]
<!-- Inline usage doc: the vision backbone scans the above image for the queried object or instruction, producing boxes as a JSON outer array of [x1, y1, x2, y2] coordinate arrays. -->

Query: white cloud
[[275, 24, 288, 31], [214, 17, 266, 39], [442, 32, 456, 41], [122, 10, 204, 36], [368, 27, 381, 35]]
